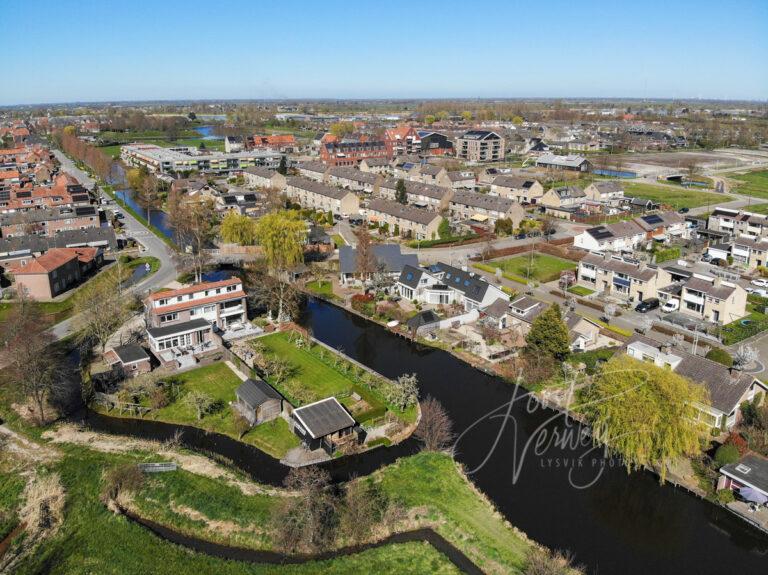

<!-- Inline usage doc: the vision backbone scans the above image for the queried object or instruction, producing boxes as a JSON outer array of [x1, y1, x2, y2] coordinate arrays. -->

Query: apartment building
[[449, 191, 526, 227], [417, 131, 454, 156], [243, 166, 287, 191], [249, 134, 298, 154], [626, 334, 767, 429], [378, 179, 453, 211], [366, 199, 442, 240], [320, 139, 388, 167], [384, 126, 421, 158], [658, 276, 746, 324], [707, 208, 768, 239], [455, 131, 505, 163], [577, 252, 672, 303], [0, 205, 100, 238], [285, 177, 360, 216], [326, 166, 382, 193], [490, 175, 545, 204], [121, 144, 281, 175]]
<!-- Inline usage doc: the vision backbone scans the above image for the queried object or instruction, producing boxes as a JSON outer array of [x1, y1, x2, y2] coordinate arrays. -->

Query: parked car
[[709, 258, 726, 267], [678, 207, 690, 213], [751, 278, 768, 288], [635, 298, 660, 313], [701, 253, 712, 263], [747, 287, 768, 297], [515, 233, 527, 240], [661, 299, 680, 313]]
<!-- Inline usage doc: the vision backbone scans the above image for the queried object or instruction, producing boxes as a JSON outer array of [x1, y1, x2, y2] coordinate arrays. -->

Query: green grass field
[[568, 285, 595, 296], [741, 202, 768, 214], [137, 362, 300, 458], [10, 447, 460, 575], [624, 182, 724, 209], [305, 279, 335, 298], [481, 254, 576, 284], [731, 169, 768, 201]]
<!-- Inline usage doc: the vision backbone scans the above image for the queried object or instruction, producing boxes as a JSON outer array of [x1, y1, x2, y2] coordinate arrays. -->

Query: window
[[160, 313, 178, 323]]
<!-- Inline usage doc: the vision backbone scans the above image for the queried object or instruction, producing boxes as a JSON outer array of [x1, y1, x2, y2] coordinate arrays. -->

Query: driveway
[[51, 151, 179, 340]]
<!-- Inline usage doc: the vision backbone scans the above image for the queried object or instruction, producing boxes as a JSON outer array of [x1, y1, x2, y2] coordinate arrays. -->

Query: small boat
[[386, 320, 400, 328]]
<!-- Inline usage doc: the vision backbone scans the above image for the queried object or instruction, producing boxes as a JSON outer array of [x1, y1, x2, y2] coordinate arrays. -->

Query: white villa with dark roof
[[396, 262, 508, 310]]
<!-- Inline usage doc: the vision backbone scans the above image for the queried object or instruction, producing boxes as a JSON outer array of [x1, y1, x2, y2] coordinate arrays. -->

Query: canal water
[[85, 298, 768, 574], [298, 299, 768, 575], [193, 125, 224, 140], [592, 168, 637, 178]]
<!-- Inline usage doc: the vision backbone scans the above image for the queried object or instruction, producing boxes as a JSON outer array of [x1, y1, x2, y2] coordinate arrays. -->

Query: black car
[[678, 207, 690, 213], [635, 298, 660, 313]]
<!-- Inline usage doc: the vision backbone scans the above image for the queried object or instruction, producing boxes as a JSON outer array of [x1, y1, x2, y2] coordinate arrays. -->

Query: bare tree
[[338, 479, 389, 544], [171, 198, 217, 282], [734, 344, 758, 370], [246, 261, 302, 322], [183, 391, 215, 420], [274, 466, 337, 552], [74, 268, 131, 353], [0, 300, 66, 424], [414, 396, 455, 452], [354, 226, 376, 280]]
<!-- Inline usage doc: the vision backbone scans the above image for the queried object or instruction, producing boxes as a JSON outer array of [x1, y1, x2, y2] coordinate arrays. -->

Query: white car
[[751, 278, 768, 288], [661, 299, 680, 313], [747, 287, 768, 298]]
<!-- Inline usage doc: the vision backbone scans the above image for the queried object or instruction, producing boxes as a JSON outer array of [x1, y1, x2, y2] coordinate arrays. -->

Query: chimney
[[713, 276, 722, 287], [660, 343, 671, 355]]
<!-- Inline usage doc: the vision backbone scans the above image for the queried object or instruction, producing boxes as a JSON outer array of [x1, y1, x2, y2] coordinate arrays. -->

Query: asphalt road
[[51, 151, 178, 339]]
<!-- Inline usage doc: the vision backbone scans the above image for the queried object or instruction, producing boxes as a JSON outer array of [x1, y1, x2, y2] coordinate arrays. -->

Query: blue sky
[[1, 0, 766, 105]]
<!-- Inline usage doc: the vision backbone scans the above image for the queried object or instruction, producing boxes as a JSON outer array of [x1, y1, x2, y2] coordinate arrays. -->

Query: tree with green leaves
[[254, 211, 306, 273], [582, 354, 709, 482], [326, 210, 334, 226], [220, 211, 258, 245], [277, 155, 288, 175], [524, 303, 570, 361], [395, 179, 407, 204], [705, 347, 733, 367]]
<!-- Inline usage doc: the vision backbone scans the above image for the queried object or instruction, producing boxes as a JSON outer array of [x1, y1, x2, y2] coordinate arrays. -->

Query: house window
[[160, 313, 178, 323]]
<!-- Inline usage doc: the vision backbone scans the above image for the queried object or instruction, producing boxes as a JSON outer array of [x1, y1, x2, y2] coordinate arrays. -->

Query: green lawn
[[741, 202, 768, 214], [305, 279, 336, 298], [480, 254, 576, 284], [257, 332, 416, 424], [731, 169, 768, 201], [624, 182, 723, 209], [138, 362, 300, 458], [568, 285, 595, 296]]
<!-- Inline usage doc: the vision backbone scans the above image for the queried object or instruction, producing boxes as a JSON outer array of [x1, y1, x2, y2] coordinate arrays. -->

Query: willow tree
[[581, 354, 709, 482], [220, 211, 258, 245], [254, 211, 306, 321]]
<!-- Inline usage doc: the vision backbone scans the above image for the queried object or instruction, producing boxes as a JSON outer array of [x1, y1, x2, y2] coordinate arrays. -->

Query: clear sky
[[1, 0, 766, 105]]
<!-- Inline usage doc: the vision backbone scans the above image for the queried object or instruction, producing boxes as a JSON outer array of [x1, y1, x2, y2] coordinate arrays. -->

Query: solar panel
[[243, 194, 257, 202], [74, 206, 96, 216], [16, 191, 31, 198], [223, 196, 237, 205], [642, 214, 663, 225], [0, 190, 9, 201]]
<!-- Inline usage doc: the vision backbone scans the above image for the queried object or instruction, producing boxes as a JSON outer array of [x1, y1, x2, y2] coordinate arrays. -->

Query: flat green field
[[136, 362, 300, 458], [481, 254, 576, 283], [624, 182, 724, 209], [731, 169, 768, 200]]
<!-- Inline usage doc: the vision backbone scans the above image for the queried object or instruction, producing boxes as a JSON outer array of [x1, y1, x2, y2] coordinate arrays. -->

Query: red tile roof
[[12, 247, 97, 275], [148, 277, 242, 301], [0, 170, 20, 180]]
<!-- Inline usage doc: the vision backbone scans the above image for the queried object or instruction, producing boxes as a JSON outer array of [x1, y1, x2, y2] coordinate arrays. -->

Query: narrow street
[[50, 150, 179, 339]]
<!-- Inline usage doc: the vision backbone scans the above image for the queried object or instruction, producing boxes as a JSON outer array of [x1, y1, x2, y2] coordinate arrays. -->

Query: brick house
[[9, 246, 102, 300]]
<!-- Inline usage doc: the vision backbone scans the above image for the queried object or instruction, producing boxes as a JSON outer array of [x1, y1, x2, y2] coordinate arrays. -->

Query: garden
[[254, 331, 418, 426], [731, 169, 768, 201], [474, 253, 576, 284], [97, 362, 300, 458], [720, 293, 768, 345]]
